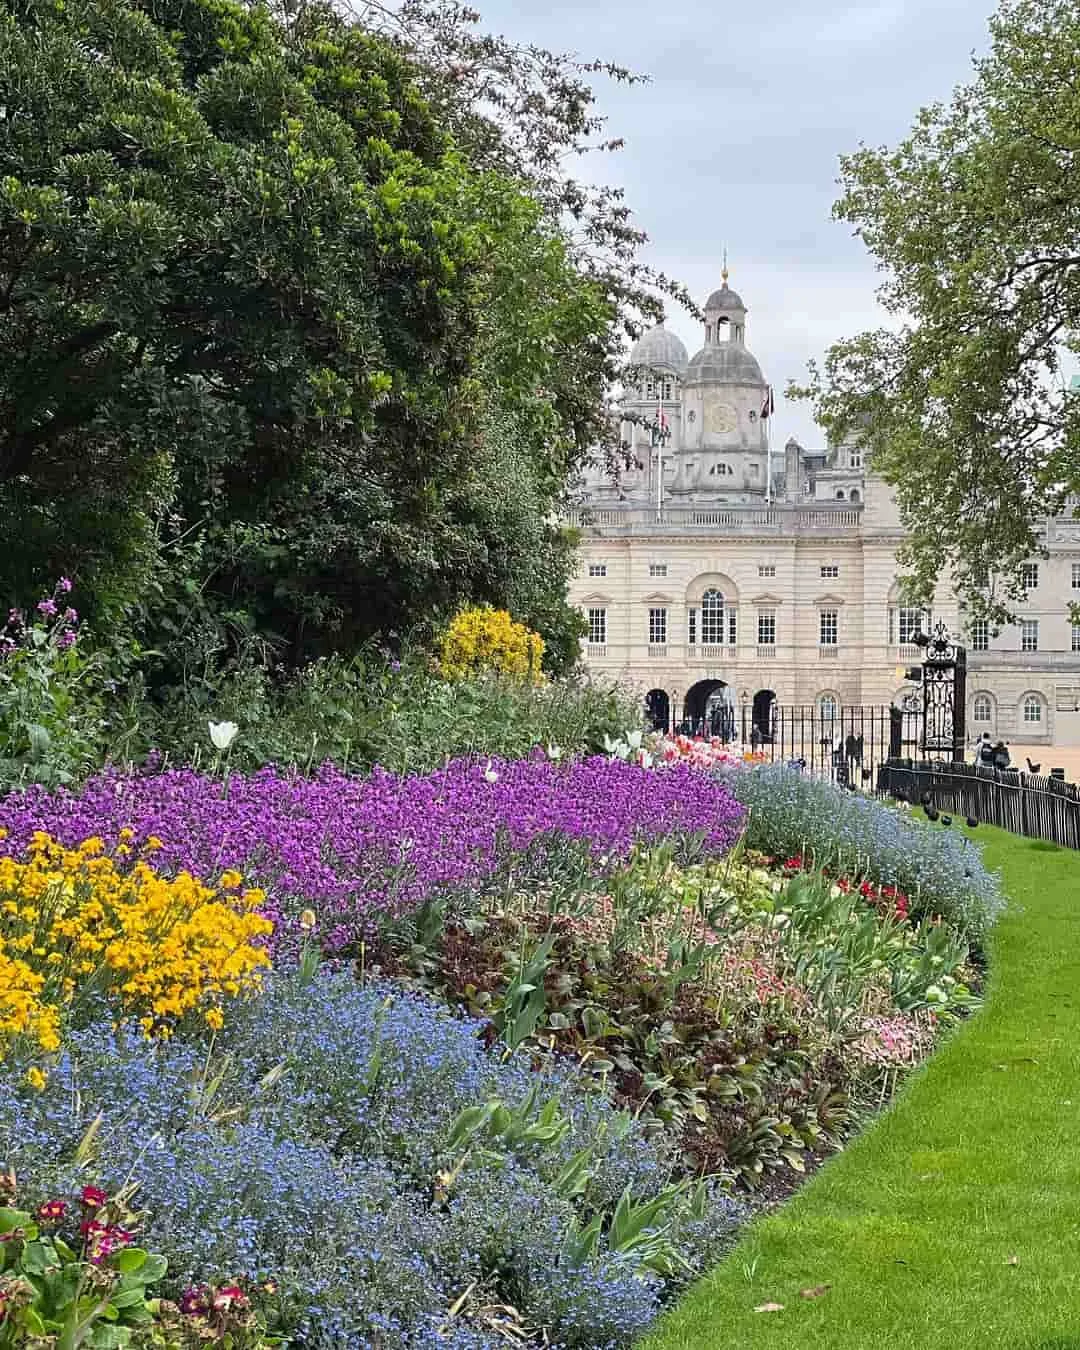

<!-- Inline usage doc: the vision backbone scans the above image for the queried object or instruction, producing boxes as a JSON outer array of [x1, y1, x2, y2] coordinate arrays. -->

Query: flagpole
[[656, 381, 664, 520], [764, 384, 772, 505]]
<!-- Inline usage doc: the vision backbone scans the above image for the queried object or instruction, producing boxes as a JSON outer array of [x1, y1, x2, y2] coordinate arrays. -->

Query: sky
[[474, 0, 997, 447]]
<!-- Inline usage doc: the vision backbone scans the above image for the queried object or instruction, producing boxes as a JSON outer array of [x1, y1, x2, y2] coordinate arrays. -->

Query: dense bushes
[[1, 972, 744, 1350], [732, 764, 1005, 939]]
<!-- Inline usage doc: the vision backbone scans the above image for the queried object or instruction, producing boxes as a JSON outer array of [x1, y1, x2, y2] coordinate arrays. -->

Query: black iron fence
[[878, 758, 1080, 850], [735, 704, 915, 787]]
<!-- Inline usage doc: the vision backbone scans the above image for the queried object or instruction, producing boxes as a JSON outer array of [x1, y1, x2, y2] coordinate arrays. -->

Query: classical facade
[[568, 270, 1080, 747]]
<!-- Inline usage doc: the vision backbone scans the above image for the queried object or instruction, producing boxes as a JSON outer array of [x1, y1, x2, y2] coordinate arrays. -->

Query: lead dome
[[628, 322, 689, 375]]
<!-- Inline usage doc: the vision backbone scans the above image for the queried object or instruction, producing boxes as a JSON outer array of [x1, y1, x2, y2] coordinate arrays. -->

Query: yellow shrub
[[437, 606, 545, 682], [0, 833, 272, 1069]]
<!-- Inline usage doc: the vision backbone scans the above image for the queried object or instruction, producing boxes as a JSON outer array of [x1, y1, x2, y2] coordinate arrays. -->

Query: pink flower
[[57, 577, 73, 593], [37, 1199, 67, 1221], [37, 598, 58, 617], [80, 1185, 108, 1209]]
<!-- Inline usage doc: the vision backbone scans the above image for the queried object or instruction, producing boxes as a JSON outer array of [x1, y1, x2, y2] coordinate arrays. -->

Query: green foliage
[[375, 847, 974, 1188], [138, 650, 642, 776], [793, 0, 1080, 620], [0, 0, 628, 673], [0, 1200, 166, 1350]]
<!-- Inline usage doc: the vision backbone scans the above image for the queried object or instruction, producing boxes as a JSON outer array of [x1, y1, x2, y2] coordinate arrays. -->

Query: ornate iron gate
[[919, 622, 967, 761]]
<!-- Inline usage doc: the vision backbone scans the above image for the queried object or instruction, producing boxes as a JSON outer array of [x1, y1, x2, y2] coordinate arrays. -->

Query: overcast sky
[[476, 0, 997, 447]]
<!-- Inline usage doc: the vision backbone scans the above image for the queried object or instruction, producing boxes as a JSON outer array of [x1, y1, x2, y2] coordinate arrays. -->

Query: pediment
[[642, 591, 675, 604], [751, 591, 784, 605], [814, 592, 846, 606]]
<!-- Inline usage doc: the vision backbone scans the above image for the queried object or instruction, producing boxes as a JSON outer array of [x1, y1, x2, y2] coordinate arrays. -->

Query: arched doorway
[[683, 679, 735, 740], [645, 688, 671, 734], [752, 689, 777, 744]]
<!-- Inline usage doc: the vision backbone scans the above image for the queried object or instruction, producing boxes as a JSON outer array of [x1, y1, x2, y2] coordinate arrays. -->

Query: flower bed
[[1, 972, 744, 1350], [0, 756, 744, 950]]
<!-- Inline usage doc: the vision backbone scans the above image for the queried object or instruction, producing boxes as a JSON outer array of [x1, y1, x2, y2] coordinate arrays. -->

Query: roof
[[705, 282, 746, 312], [628, 323, 689, 374], [684, 342, 763, 385]]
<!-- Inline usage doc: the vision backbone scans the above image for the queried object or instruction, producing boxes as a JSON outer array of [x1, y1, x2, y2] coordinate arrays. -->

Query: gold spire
[[721, 246, 729, 285]]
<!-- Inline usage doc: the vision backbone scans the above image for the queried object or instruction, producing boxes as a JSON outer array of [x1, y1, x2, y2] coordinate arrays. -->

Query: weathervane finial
[[721, 246, 729, 284]]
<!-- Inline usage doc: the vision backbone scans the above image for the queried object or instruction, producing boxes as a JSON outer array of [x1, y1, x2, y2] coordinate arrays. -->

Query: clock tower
[[676, 268, 771, 501]]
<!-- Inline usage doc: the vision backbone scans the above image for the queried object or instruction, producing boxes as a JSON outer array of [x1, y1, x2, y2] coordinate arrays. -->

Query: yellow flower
[[219, 870, 244, 891], [25, 1066, 47, 1092], [204, 1007, 224, 1031], [145, 836, 164, 852], [299, 909, 317, 931]]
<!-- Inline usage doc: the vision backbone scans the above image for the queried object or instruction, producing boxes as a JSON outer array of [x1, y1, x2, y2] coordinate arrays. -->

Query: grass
[[647, 823, 1080, 1350]]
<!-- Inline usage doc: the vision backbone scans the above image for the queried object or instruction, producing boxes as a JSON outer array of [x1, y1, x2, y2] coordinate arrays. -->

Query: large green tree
[[0, 0, 641, 671], [798, 0, 1080, 621]]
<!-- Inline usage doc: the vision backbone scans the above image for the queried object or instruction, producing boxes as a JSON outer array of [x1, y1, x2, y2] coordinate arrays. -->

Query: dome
[[628, 322, 688, 375], [684, 343, 763, 385], [705, 282, 746, 312]]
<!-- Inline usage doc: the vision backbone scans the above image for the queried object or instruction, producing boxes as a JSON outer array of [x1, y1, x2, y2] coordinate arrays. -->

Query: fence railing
[[727, 705, 908, 786], [877, 758, 1080, 850]]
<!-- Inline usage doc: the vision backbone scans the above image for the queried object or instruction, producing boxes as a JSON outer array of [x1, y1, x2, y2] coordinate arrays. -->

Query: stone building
[[568, 270, 1080, 747]]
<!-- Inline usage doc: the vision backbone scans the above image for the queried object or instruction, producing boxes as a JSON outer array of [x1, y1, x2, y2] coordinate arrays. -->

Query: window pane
[[1073, 563, 1080, 590], [588, 562, 607, 577], [1021, 563, 1039, 590], [587, 608, 606, 645], [648, 607, 667, 645], [820, 610, 838, 645], [1021, 620, 1039, 652], [973, 695, 992, 723], [1073, 624, 1080, 653], [820, 564, 839, 579], [757, 611, 776, 646], [648, 562, 667, 577], [701, 589, 725, 644], [898, 607, 924, 645], [1023, 696, 1042, 723], [971, 619, 989, 651]]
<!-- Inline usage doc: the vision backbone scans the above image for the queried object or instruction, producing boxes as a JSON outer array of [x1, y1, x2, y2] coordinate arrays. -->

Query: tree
[[796, 0, 1080, 622]]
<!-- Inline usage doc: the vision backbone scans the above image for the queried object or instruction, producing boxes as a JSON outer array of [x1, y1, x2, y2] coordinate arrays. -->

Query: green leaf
[[110, 1247, 148, 1275]]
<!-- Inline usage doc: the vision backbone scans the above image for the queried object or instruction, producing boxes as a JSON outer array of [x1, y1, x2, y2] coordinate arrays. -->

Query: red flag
[[760, 386, 775, 420]]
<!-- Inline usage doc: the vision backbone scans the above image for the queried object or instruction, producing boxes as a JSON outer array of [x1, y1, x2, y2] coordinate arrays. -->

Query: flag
[[760, 386, 775, 420]]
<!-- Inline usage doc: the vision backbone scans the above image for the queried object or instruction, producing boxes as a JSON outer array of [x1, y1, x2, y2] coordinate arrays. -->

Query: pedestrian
[[992, 740, 1011, 771], [978, 734, 995, 768]]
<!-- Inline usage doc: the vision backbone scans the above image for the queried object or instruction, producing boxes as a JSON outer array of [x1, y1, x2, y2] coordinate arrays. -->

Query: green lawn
[[648, 824, 1080, 1350]]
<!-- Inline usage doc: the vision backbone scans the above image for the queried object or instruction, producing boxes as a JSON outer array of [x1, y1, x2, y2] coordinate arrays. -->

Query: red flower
[[80, 1186, 108, 1209], [179, 1287, 209, 1317], [37, 1199, 67, 1221], [80, 1219, 109, 1240], [213, 1285, 248, 1311]]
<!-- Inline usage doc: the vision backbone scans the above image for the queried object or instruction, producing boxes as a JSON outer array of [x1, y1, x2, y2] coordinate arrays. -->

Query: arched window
[[701, 588, 725, 644], [836, 489, 846, 501], [972, 694, 992, 723], [819, 693, 839, 721], [1023, 694, 1044, 725], [849, 488, 860, 503]]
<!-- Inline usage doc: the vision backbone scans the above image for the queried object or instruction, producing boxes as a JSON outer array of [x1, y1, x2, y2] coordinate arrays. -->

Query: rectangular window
[[1021, 619, 1039, 652], [820, 564, 839, 579], [1072, 624, 1080, 654], [897, 607, 925, 646], [971, 619, 990, 652], [687, 607, 697, 646], [728, 608, 738, 646], [648, 562, 668, 578], [648, 607, 667, 645], [758, 564, 776, 578], [850, 448, 862, 468], [587, 563, 607, 578], [1073, 563, 1080, 590], [757, 611, 776, 646], [587, 608, 607, 646], [1021, 563, 1039, 591], [819, 609, 838, 647]]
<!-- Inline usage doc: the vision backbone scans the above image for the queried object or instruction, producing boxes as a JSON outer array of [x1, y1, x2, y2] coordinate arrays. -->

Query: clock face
[[703, 393, 738, 436]]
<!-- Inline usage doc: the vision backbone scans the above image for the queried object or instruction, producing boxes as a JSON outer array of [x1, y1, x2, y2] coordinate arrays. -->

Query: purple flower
[[57, 576, 73, 593], [0, 757, 744, 952], [37, 598, 58, 617], [63, 608, 78, 624], [57, 630, 77, 650]]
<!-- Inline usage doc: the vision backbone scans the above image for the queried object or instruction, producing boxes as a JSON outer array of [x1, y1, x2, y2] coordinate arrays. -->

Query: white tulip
[[208, 720, 239, 751], [483, 761, 499, 784], [546, 743, 563, 762], [625, 729, 644, 751]]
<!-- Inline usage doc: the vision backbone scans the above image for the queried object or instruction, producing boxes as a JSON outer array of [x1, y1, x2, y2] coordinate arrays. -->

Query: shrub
[[437, 608, 544, 683], [0, 832, 271, 1068], [731, 764, 1005, 939], [0, 973, 745, 1349], [0, 758, 744, 951], [141, 652, 643, 777]]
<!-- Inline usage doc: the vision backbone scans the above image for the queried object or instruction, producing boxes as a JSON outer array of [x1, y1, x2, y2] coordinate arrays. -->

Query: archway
[[645, 688, 671, 734], [752, 689, 777, 744], [683, 679, 735, 740]]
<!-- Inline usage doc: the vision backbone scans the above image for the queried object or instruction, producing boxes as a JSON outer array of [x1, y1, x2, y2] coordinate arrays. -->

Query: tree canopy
[[0, 0, 659, 673], [797, 0, 1080, 621]]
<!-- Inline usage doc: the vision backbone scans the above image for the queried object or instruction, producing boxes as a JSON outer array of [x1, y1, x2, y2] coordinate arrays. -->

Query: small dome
[[684, 343, 763, 385], [705, 282, 746, 312], [628, 322, 688, 375]]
